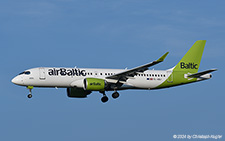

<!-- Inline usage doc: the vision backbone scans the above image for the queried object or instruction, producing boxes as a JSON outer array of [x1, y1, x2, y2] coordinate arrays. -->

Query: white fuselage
[[12, 67, 171, 90], [11, 40, 216, 102]]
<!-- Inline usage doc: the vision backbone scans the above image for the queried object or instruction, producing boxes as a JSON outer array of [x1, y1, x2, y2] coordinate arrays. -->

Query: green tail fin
[[173, 40, 206, 73]]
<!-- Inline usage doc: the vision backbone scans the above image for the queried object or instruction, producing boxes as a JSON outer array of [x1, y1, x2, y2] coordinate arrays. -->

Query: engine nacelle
[[84, 78, 106, 91], [67, 87, 91, 98]]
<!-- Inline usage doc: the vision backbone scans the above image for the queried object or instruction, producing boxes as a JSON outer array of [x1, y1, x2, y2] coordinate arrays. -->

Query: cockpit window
[[19, 72, 24, 75], [25, 71, 31, 75], [19, 71, 31, 75]]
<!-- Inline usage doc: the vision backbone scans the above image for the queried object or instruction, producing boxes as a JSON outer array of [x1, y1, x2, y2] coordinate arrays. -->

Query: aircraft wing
[[106, 52, 169, 82], [187, 69, 217, 78]]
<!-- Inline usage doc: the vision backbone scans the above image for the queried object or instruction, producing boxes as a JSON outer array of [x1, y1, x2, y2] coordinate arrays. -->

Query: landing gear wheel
[[101, 96, 109, 103], [27, 86, 33, 99], [112, 92, 119, 99], [27, 94, 32, 98]]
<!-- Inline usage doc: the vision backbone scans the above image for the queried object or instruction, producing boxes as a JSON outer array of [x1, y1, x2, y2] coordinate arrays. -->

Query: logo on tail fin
[[173, 40, 206, 73], [180, 62, 198, 69]]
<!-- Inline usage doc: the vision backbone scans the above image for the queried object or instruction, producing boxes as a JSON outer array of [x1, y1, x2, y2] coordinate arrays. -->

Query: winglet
[[157, 52, 169, 62]]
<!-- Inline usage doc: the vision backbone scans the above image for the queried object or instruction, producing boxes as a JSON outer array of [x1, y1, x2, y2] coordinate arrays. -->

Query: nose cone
[[11, 76, 23, 85]]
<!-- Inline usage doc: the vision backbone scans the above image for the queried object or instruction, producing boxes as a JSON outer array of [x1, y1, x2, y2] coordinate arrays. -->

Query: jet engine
[[84, 78, 107, 91]]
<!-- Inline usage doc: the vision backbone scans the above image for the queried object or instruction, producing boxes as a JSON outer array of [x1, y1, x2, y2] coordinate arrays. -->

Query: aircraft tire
[[27, 94, 32, 98], [101, 96, 108, 103], [112, 92, 119, 99]]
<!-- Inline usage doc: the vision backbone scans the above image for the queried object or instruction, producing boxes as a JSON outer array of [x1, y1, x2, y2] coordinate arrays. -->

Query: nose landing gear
[[27, 86, 33, 98], [28, 94, 32, 98]]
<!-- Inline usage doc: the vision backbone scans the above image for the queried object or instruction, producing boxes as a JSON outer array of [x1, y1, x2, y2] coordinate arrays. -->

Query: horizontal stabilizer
[[187, 69, 217, 78]]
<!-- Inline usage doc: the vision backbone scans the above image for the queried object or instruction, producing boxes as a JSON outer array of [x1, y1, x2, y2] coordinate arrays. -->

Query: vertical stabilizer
[[173, 40, 206, 73]]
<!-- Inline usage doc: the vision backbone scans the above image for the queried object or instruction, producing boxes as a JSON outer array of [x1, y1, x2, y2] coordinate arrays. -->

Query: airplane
[[11, 40, 217, 103]]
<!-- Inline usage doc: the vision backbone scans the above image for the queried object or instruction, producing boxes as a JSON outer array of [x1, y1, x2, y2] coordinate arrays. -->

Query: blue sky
[[0, 0, 224, 140]]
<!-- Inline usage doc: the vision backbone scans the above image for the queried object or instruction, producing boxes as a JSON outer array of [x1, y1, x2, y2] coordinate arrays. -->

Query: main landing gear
[[100, 91, 108, 103], [100, 91, 120, 103], [112, 91, 119, 99], [27, 86, 33, 98]]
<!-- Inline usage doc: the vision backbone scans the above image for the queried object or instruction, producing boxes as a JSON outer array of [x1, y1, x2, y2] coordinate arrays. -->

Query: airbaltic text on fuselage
[[48, 68, 86, 76], [180, 62, 198, 69]]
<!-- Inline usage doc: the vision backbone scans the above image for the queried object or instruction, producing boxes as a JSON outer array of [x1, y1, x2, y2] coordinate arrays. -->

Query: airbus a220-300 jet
[[12, 40, 217, 103]]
